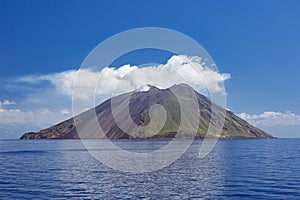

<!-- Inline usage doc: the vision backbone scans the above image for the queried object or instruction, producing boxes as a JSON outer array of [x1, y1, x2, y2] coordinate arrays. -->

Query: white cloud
[[238, 111, 300, 126], [0, 99, 71, 130], [0, 106, 72, 129], [0, 98, 72, 137], [17, 55, 231, 101], [60, 108, 70, 115], [0, 100, 16, 107]]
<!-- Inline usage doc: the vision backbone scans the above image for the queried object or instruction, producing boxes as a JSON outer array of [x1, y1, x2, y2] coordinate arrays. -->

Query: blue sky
[[1, 0, 300, 138]]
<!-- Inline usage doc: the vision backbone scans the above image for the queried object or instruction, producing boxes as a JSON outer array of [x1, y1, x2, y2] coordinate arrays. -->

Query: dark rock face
[[20, 84, 274, 139]]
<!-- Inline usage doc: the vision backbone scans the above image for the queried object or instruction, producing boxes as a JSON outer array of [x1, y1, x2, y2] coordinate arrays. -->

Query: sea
[[0, 139, 300, 199]]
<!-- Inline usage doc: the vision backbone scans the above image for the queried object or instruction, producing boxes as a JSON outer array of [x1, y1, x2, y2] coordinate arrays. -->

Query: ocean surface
[[0, 138, 300, 199]]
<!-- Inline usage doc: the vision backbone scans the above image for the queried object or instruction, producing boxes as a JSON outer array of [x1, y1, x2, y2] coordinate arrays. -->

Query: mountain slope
[[20, 84, 274, 139]]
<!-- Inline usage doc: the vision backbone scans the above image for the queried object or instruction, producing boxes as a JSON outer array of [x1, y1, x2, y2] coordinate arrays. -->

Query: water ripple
[[0, 139, 300, 199]]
